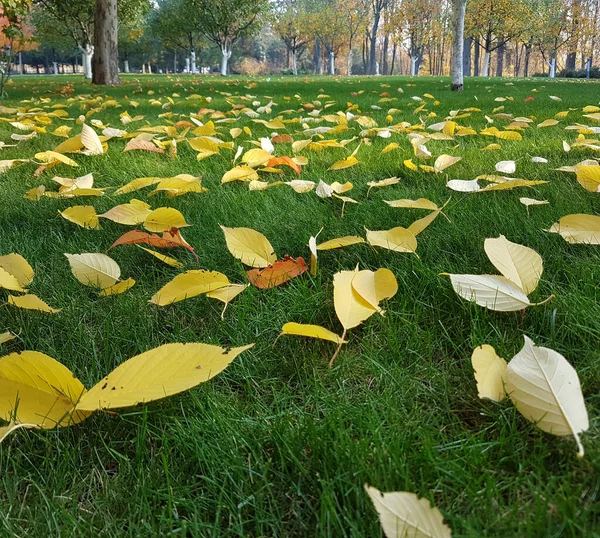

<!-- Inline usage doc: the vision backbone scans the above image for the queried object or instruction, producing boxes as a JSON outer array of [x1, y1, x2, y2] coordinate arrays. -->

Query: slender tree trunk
[[368, 11, 381, 74], [174, 50, 177, 73], [314, 38, 322, 74], [548, 52, 556, 78], [92, 0, 120, 84], [450, 0, 467, 90], [123, 59, 130, 73], [390, 42, 397, 74], [382, 33, 389, 74], [473, 39, 480, 76], [496, 42, 504, 77], [79, 44, 94, 79], [220, 44, 232, 75], [292, 50, 298, 75], [523, 43, 531, 76], [347, 47, 352, 75], [482, 50, 491, 76], [463, 37, 472, 76]]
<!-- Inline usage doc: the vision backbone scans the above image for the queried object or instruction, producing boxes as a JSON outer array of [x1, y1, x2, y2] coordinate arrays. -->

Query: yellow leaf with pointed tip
[[52, 125, 72, 138], [65, 252, 121, 289], [407, 210, 442, 236], [220, 226, 276, 268], [404, 159, 418, 171], [537, 119, 559, 128], [442, 274, 551, 311], [280, 322, 347, 344], [317, 236, 365, 250], [144, 208, 190, 232], [351, 268, 397, 313], [367, 177, 400, 191], [96, 278, 135, 297], [80, 123, 104, 155], [0, 351, 88, 427], [60, 206, 100, 229], [99, 200, 152, 225], [495, 131, 522, 141], [35, 151, 78, 167], [482, 143, 502, 151], [507, 336, 589, 458], [574, 165, 600, 192], [328, 155, 359, 171], [366, 227, 417, 253], [24, 185, 46, 201], [150, 270, 230, 306], [241, 148, 272, 168], [0, 253, 34, 287], [381, 142, 399, 154], [8, 294, 60, 313], [471, 344, 507, 401], [0, 267, 25, 292], [136, 245, 183, 268], [385, 198, 439, 211], [480, 179, 547, 192], [206, 283, 249, 318], [115, 177, 162, 195], [520, 197, 549, 209], [484, 235, 543, 295], [547, 214, 600, 244], [365, 485, 452, 538], [333, 270, 378, 330], [75, 343, 254, 411], [0, 332, 16, 345], [434, 154, 461, 173], [222, 166, 259, 183]]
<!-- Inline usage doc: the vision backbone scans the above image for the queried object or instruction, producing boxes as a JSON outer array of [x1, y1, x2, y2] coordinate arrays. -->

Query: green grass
[[0, 73, 599, 537]]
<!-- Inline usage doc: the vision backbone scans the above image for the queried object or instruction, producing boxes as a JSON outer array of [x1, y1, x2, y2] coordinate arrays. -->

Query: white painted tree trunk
[[220, 45, 232, 76], [329, 51, 335, 75], [548, 56, 556, 77], [53, 62, 58, 74], [18, 52, 22, 74], [292, 51, 298, 75], [79, 44, 94, 79], [347, 49, 352, 75], [482, 51, 491, 76], [185, 57, 190, 73], [123, 60, 129, 73], [410, 57, 418, 76], [450, 0, 467, 90], [191, 51, 197, 74]]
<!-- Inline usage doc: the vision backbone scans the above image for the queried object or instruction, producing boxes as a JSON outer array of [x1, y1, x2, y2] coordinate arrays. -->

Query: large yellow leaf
[[507, 336, 589, 457], [484, 236, 543, 295], [366, 227, 417, 253], [8, 294, 60, 313], [241, 148, 272, 168], [365, 485, 452, 538], [385, 198, 439, 211], [75, 343, 254, 411], [317, 236, 365, 250], [351, 268, 398, 313], [443, 274, 550, 311], [574, 165, 600, 192], [280, 322, 347, 344], [0, 267, 25, 292], [222, 165, 259, 183], [114, 177, 162, 195], [144, 208, 190, 232], [0, 351, 88, 427], [333, 270, 378, 331], [80, 123, 104, 155], [328, 155, 359, 170], [547, 214, 600, 244], [98, 278, 136, 297], [99, 200, 152, 225], [35, 151, 78, 167], [65, 253, 121, 289], [0, 253, 34, 287], [434, 154, 461, 173], [150, 270, 230, 306], [59, 206, 100, 229], [471, 344, 507, 401], [220, 226, 276, 268]]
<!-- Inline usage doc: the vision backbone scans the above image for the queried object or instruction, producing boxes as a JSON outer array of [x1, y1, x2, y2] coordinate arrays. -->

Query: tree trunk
[[481, 50, 491, 76], [548, 53, 556, 78], [185, 57, 190, 72], [191, 50, 197, 74], [450, 0, 467, 90], [123, 59, 130, 73], [79, 44, 94, 79], [473, 39, 480, 76], [292, 50, 298, 75], [92, 0, 120, 85], [368, 11, 381, 74], [390, 42, 397, 74], [496, 42, 504, 77], [53, 61, 58, 74], [410, 56, 418, 76], [347, 48, 352, 75], [565, 52, 576, 70], [174, 50, 177, 73], [382, 33, 389, 74], [463, 37, 472, 76], [314, 38, 322, 74], [523, 43, 531, 76], [220, 45, 231, 75], [329, 51, 335, 74]]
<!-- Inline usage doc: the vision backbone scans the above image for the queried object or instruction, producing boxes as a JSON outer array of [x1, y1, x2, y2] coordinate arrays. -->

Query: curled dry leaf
[[246, 256, 308, 289]]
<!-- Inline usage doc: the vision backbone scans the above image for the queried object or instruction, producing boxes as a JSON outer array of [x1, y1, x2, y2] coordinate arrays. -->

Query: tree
[[273, 0, 311, 75], [450, 0, 467, 89], [188, 0, 268, 75], [0, 0, 34, 94], [367, 0, 387, 74], [338, 0, 369, 74], [92, 0, 119, 84]]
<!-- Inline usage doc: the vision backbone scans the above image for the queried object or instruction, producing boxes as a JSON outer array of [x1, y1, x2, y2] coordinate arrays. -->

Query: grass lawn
[[0, 73, 599, 537]]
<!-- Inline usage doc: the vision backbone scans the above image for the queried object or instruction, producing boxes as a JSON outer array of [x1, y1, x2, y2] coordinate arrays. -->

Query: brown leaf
[[109, 228, 197, 259], [246, 256, 308, 289], [122, 139, 165, 154]]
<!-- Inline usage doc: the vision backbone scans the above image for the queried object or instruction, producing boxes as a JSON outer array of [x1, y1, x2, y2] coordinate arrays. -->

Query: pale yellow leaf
[[220, 226, 276, 268], [366, 227, 417, 253], [150, 270, 230, 306], [98, 278, 136, 297], [0, 253, 34, 287], [471, 344, 507, 401], [8, 294, 60, 313], [65, 252, 121, 289], [60, 206, 100, 229], [280, 322, 347, 344], [144, 208, 190, 232]]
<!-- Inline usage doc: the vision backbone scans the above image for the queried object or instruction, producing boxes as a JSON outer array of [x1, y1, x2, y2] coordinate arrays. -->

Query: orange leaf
[[271, 134, 294, 144], [109, 228, 197, 259], [266, 156, 301, 175], [122, 139, 165, 154], [246, 256, 308, 289]]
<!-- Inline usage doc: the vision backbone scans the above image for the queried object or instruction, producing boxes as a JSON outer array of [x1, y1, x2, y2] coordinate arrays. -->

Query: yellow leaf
[[8, 294, 60, 313], [407, 210, 442, 236], [480, 179, 547, 192], [333, 269, 378, 331], [328, 155, 359, 171], [144, 208, 190, 232], [0, 332, 16, 345], [351, 268, 398, 313], [98, 278, 136, 297], [65, 252, 121, 289], [366, 227, 418, 253], [433, 154, 461, 173], [482, 143, 502, 151], [80, 123, 104, 155], [0, 422, 39, 443], [471, 344, 507, 401], [280, 322, 347, 344], [241, 148, 272, 168], [574, 165, 600, 192], [75, 343, 254, 411], [0, 253, 34, 287], [35, 151, 78, 167], [206, 283, 249, 318], [150, 270, 230, 306], [115, 177, 162, 195], [365, 485, 452, 538], [60, 206, 100, 229], [547, 214, 600, 244], [404, 159, 418, 171], [495, 131, 522, 141], [484, 235, 543, 295], [507, 336, 588, 458], [52, 126, 72, 138], [136, 245, 183, 268], [537, 119, 559, 128], [385, 198, 439, 211], [0, 351, 88, 427], [222, 165, 259, 183], [220, 226, 276, 268], [381, 142, 399, 154], [0, 267, 25, 292], [317, 236, 365, 250], [99, 200, 152, 225]]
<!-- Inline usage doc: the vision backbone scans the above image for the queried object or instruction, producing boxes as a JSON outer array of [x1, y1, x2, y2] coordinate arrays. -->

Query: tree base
[[451, 83, 464, 91]]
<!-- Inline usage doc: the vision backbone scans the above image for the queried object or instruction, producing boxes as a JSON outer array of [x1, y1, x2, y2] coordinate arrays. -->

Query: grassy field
[[0, 73, 599, 537]]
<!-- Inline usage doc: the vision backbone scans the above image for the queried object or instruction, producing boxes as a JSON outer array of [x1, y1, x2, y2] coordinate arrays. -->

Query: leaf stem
[[329, 329, 347, 368]]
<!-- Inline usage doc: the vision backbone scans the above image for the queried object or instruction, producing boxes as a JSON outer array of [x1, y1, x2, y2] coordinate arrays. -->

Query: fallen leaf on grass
[[246, 256, 308, 288], [8, 294, 60, 313]]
